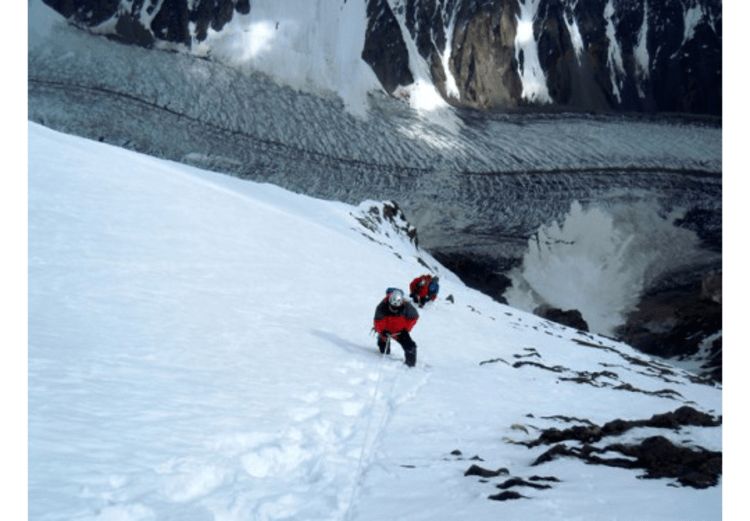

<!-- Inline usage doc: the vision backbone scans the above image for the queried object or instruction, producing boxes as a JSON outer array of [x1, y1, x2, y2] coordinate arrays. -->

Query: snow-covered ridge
[[28, 121, 721, 520]]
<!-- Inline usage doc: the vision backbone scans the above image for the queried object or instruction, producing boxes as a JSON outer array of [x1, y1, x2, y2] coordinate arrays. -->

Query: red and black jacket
[[410, 275, 435, 300], [373, 298, 419, 336]]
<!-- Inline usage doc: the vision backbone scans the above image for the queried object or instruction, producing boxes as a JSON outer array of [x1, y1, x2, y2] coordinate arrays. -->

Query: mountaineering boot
[[404, 347, 416, 367]]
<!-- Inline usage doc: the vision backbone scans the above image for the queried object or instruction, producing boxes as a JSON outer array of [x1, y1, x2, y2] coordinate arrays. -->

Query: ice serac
[[40, 0, 721, 115]]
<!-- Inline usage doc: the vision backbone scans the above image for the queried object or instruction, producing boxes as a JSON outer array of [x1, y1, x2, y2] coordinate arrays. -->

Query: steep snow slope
[[28, 122, 721, 520]]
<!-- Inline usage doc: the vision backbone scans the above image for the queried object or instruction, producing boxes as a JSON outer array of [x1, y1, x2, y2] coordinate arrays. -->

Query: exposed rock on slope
[[525, 406, 722, 489], [614, 271, 722, 381]]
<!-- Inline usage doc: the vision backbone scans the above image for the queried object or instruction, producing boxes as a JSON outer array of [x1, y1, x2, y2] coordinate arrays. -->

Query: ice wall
[[504, 201, 716, 335]]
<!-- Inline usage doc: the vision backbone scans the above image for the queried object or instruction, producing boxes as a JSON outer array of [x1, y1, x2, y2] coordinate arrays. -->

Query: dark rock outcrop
[[488, 490, 525, 501], [701, 271, 722, 303], [496, 477, 553, 490], [523, 406, 721, 448], [533, 435, 722, 489], [362, 0, 415, 93], [533, 305, 589, 332], [448, 0, 523, 110], [524, 406, 722, 489], [464, 464, 510, 478], [351, 200, 421, 251], [458, 454, 559, 502], [43, 0, 251, 47], [614, 271, 722, 381], [432, 253, 512, 305]]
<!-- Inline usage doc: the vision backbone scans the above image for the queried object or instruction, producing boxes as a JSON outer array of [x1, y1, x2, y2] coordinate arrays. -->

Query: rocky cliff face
[[41, 0, 721, 116], [364, 0, 721, 115], [41, 0, 251, 48]]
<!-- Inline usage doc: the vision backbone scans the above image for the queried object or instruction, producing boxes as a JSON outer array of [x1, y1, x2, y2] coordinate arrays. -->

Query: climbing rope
[[344, 336, 398, 520]]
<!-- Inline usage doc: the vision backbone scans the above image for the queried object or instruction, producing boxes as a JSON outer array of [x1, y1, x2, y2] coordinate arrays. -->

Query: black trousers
[[410, 293, 432, 308], [378, 330, 417, 367]]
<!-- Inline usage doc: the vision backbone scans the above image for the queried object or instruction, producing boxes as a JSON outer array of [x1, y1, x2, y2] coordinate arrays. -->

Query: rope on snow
[[343, 336, 398, 520]]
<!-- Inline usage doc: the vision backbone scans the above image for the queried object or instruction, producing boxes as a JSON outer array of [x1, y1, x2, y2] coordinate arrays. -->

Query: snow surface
[[186, 0, 382, 119], [682, 3, 705, 46], [27, 121, 723, 520], [633, 1, 650, 97], [563, 7, 585, 65], [515, 0, 553, 104], [604, 0, 626, 103]]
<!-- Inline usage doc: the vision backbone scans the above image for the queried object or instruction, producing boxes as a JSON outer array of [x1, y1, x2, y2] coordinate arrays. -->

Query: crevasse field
[[26, 122, 726, 520]]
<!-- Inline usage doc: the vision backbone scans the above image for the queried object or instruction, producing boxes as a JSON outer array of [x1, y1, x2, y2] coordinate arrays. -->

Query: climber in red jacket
[[373, 288, 419, 367], [409, 274, 440, 307]]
